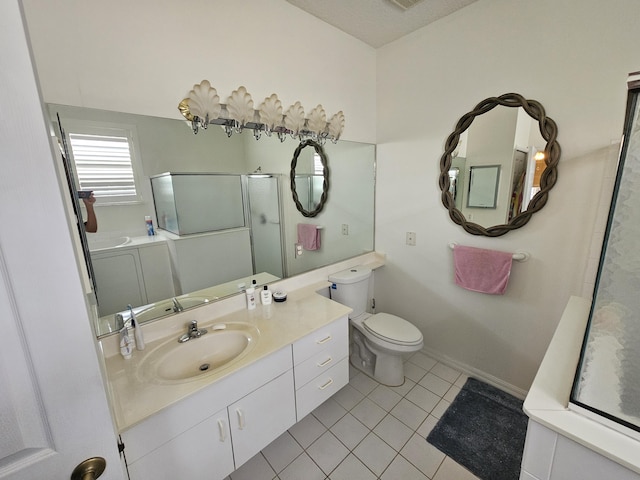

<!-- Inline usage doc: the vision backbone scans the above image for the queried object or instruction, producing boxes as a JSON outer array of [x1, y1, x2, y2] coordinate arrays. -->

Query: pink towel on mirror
[[297, 223, 321, 250], [453, 245, 513, 295]]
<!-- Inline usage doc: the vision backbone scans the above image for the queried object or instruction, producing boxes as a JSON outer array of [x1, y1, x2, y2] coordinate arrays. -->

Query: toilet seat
[[363, 313, 423, 346]]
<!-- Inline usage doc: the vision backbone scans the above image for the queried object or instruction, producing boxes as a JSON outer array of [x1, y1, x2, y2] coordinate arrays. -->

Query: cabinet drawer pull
[[236, 408, 245, 430], [217, 419, 227, 442], [317, 356, 333, 367], [319, 378, 334, 390], [317, 334, 332, 345]]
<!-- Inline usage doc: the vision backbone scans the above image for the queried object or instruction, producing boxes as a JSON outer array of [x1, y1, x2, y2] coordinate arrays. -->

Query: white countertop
[[523, 296, 640, 474], [103, 283, 352, 432]]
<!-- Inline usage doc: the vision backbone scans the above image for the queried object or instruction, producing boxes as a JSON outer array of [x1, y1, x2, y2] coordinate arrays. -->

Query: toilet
[[328, 266, 424, 386]]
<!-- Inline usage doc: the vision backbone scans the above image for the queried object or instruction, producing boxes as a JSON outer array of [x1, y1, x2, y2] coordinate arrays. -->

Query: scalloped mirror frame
[[290, 139, 330, 217], [439, 93, 561, 237]]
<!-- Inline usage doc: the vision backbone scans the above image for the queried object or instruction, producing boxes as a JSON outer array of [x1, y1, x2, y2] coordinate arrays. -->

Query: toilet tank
[[328, 266, 372, 318]]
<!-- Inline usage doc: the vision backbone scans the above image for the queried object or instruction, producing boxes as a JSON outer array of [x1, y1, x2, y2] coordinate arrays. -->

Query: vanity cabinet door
[[128, 407, 234, 480], [228, 370, 296, 468]]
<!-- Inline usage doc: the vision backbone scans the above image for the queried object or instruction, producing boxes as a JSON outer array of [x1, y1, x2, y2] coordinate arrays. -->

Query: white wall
[[22, 0, 376, 144], [375, 0, 640, 392]]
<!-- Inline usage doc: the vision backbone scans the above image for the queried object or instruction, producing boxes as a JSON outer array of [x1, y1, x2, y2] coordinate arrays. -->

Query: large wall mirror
[[49, 104, 375, 337], [439, 93, 560, 236]]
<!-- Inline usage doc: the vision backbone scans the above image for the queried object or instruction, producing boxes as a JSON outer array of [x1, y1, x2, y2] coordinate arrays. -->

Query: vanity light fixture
[[534, 151, 547, 161], [178, 80, 345, 144]]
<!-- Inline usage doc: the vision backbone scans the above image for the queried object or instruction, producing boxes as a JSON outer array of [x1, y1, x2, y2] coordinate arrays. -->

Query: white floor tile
[[454, 373, 469, 388], [350, 372, 379, 396], [400, 433, 446, 478], [306, 431, 350, 475], [380, 454, 429, 480], [333, 384, 365, 411], [390, 398, 428, 430], [430, 362, 461, 383], [288, 413, 327, 449], [433, 456, 480, 480], [261, 431, 304, 474], [230, 453, 276, 480], [329, 453, 377, 480], [351, 397, 387, 429], [388, 377, 415, 397], [368, 384, 402, 411], [407, 352, 437, 371], [352, 432, 397, 477], [373, 414, 413, 452], [278, 452, 326, 480], [403, 362, 428, 383], [443, 384, 461, 403], [405, 384, 440, 413], [416, 414, 439, 438], [246, 353, 491, 480], [312, 397, 348, 428], [418, 372, 452, 397], [330, 413, 370, 450], [430, 398, 451, 419]]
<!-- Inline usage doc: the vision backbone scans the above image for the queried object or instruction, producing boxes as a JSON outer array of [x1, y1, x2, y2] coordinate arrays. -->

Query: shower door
[[571, 72, 640, 434], [247, 175, 285, 279]]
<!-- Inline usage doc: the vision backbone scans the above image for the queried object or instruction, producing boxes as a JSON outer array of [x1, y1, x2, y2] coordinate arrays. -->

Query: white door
[[0, 1, 122, 478]]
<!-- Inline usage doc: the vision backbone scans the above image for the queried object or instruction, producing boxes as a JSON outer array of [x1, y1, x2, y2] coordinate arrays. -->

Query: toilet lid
[[363, 313, 423, 346]]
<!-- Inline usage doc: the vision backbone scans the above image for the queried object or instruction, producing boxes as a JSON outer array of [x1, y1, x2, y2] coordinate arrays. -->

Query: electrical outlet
[[406, 231, 416, 246], [342, 224, 349, 235], [295, 243, 303, 257]]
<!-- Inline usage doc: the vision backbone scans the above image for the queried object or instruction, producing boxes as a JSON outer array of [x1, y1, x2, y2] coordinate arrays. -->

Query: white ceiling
[[286, 0, 479, 48]]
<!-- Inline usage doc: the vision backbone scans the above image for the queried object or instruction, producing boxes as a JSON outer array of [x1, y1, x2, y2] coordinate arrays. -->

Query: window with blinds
[[67, 127, 141, 204]]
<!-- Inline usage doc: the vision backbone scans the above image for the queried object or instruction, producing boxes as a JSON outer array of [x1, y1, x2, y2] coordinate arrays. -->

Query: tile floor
[[225, 352, 481, 480]]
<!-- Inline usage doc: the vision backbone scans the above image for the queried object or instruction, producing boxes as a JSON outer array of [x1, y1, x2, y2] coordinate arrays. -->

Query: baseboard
[[419, 346, 528, 400]]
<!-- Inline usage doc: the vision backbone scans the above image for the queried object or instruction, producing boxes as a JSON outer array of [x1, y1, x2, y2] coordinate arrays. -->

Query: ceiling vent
[[388, 0, 426, 10]]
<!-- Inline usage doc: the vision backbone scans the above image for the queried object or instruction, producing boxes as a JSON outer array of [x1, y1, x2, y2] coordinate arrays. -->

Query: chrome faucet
[[178, 320, 207, 343], [172, 297, 184, 312]]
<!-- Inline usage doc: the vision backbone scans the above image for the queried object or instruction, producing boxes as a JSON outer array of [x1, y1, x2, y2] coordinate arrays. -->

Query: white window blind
[[313, 152, 324, 174], [68, 132, 138, 201]]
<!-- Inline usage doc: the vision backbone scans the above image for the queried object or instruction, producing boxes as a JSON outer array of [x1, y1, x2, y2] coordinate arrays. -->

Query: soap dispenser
[[261, 285, 272, 305]]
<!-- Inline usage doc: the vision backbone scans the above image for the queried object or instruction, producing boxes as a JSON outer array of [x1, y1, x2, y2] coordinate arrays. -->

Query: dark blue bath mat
[[426, 377, 528, 480]]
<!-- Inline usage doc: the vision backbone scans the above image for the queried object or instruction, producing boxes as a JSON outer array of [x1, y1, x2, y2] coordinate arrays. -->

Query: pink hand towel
[[297, 223, 321, 251], [453, 245, 513, 295]]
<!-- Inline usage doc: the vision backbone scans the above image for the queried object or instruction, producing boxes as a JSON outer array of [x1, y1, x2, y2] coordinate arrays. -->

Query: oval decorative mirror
[[290, 139, 330, 217], [439, 93, 560, 236]]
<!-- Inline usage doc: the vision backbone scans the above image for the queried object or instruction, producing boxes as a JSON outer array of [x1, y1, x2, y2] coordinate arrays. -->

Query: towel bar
[[448, 242, 530, 262]]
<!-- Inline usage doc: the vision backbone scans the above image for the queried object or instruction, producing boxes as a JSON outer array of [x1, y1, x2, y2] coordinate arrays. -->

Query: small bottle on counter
[[145, 216, 155, 236], [246, 286, 256, 310], [261, 285, 273, 305]]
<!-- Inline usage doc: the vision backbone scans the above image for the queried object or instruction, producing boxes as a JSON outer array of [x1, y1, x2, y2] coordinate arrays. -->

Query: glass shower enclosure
[[571, 72, 640, 435]]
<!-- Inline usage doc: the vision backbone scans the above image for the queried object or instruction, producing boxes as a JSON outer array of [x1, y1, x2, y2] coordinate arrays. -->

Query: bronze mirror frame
[[439, 93, 560, 237], [290, 139, 330, 217]]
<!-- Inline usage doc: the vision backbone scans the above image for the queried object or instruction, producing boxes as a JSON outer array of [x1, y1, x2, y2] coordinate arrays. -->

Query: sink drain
[[199, 363, 210, 372]]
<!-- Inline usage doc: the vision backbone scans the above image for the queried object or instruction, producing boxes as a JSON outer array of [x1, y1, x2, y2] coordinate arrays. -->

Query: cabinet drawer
[[296, 357, 349, 420], [294, 334, 348, 389], [293, 316, 348, 365]]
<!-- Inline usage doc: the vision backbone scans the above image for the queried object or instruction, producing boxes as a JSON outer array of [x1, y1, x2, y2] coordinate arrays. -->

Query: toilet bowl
[[328, 266, 424, 386]]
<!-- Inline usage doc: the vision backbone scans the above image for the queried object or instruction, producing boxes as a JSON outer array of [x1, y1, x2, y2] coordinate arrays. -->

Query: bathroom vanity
[[102, 284, 351, 479]]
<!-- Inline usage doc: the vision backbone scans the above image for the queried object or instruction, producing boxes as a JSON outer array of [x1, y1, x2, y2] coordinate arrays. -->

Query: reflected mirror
[[439, 93, 560, 236], [290, 139, 329, 217], [48, 104, 375, 336]]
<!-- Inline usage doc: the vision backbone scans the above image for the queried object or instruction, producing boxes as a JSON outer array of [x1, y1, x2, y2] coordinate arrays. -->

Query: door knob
[[71, 457, 106, 480]]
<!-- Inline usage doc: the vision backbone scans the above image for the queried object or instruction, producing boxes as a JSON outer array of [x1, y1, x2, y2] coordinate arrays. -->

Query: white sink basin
[[89, 236, 131, 251], [137, 323, 259, 384]]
